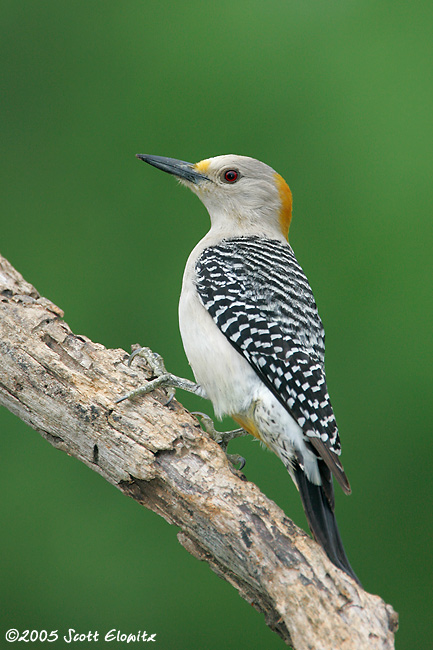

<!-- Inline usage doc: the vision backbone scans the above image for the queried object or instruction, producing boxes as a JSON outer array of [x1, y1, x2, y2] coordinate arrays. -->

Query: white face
[[183, 155, 290, 238]]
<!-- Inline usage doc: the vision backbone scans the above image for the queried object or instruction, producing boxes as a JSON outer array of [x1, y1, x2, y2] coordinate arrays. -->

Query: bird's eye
[[222, 169, 239, 183]]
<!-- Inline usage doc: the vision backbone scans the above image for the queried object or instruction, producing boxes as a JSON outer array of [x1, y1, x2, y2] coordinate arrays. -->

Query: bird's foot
[[192, 412, 248, 470], [116, 346, 203, 405]]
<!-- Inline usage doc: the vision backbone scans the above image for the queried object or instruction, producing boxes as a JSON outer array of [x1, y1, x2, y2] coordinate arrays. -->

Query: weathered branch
[[0, 253, 398, 649]]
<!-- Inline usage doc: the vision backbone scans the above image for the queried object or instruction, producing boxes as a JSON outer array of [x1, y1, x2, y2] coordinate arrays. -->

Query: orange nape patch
[[232, 414, 263, 441], [274, 173, 293, 240], [194, 159, 211, 174]]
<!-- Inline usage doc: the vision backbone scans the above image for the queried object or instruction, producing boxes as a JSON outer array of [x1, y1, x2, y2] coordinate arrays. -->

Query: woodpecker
[[132, 153, 359, 584]]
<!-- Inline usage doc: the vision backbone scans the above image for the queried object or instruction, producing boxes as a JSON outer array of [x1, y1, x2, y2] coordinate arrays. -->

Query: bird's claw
[[116, 346, 175, 404], [116, 346, 200, 405], [192, 412, 247, 470], [226, 453, 246, 471], [127, 346, 168, 375]]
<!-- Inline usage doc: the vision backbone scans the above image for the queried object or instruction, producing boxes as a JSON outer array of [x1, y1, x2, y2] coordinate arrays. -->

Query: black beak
[[136, 154, 209, 184]]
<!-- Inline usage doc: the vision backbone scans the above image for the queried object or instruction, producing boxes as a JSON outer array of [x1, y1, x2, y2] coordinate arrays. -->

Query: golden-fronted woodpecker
[[127, 153, 359, 584]]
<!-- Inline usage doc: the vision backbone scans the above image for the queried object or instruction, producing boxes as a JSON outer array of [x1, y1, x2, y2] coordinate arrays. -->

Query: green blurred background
[[1, 1, 432, 648]]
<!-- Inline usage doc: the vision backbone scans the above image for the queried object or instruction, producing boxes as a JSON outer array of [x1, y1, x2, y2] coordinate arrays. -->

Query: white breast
[[179, 238, 261, 418]]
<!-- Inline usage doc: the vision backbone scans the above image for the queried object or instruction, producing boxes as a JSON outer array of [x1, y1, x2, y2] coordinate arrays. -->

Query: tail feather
[[293, 462, 361, 585]]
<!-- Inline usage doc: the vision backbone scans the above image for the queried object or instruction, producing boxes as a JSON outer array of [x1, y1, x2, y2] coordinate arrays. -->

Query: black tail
[[293, 462, 361, 585]]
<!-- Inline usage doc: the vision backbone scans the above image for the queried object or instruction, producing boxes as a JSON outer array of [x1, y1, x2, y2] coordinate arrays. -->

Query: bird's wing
[[195, 236, 350, 494]]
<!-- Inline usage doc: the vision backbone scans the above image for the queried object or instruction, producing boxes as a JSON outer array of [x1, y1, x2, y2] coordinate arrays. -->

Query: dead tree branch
[[0, 253, 398, 649]]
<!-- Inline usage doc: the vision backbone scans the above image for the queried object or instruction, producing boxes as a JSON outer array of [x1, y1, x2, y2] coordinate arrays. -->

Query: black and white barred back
[[195, 236, 341, 456]]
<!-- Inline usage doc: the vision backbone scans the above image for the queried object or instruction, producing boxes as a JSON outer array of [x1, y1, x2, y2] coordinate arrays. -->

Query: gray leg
[[192, 412, 248, 470], [116, 347, 248, 470], [115, 346, 206, 404]]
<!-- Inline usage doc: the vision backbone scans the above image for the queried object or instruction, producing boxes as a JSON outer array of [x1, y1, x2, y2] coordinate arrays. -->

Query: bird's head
[[136, 153, 292, 240]]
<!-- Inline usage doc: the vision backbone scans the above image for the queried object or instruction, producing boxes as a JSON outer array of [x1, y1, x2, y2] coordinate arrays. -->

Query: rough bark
[[0, 253, 398, 649]]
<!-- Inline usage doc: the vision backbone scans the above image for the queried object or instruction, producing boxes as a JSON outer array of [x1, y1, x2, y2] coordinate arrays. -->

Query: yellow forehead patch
[[194, 159, 211, 174], [274, 173, 293, 240]]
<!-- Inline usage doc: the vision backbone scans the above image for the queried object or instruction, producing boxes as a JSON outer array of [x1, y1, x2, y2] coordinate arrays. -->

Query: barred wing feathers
[[195, 236, 350, 494]]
